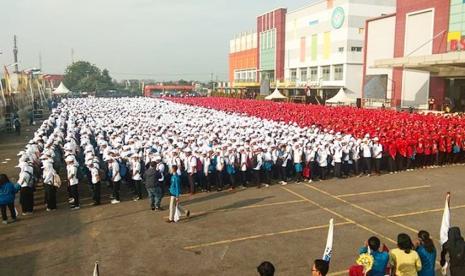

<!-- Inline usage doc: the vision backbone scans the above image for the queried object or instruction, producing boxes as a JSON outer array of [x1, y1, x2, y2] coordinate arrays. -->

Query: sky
[[0, 0, 315, 82]]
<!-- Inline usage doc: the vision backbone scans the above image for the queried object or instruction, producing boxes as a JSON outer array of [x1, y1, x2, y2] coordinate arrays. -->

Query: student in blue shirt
[[415, 230, 436, 276], [167, 165, 190, 223], [358, 236, 389, 276]]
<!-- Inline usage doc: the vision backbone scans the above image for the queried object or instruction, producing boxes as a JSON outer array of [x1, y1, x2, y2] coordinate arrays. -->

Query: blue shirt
[[0, 182, 20, 205], [359, 247, 389, 276], [169, 174, 181, 197], [416, 245, 436, 276]]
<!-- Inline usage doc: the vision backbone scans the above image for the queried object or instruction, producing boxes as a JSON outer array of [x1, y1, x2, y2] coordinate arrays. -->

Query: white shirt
[[18, 170, 33, 188], [186, 155, 197, 174], [43, 169, 54, 185], [333, 146, 343, 163], [90, 167, 100, 184], [362, 144, 372, 158], [131, 159, 142, 180], [317, 148, 328, 167], [111, 161, 121, 182], [240, 152, 248, 171], [372, 143, 383, 159], [216, 156, 224, 171], [293, 148, 303, 163], [67, 164, 79, 186]]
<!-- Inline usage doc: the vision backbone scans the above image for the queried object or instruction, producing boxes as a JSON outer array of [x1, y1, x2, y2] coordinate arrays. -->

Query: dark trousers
[[112, 180, 120, 201], [93, 182, 101, 204], [438, 151, 446, 166], [252, 169, 261, 185], [216, 170, 224, 190], [0, 203, 16, 221], [353, 159, 360, 175], [396, 155, 405, 171], [373, 158, 381, 174], [319, 166, 327, 180], [188, 173, 195, 194], [264, 170, 271, 184], [310, 161, 318, 180], [133, 180, 142, 199], [388, 156, 396, 172], [334, 162, 342, 178], [227, 173, 236, 188], [279, 166, 287, 181], [240, 171, 247, 186], [20, 187, 34, 213], [44, 184, 57, 210], [206, 172, 215, 191], [362, 157, 371, 174], [70, 184, 80, 207]]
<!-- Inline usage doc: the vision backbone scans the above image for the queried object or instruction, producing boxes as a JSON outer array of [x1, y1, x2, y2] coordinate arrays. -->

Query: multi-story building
[[257, 8, 287, 83], [284, 0, 395, 101], [364, 0, 465, 111], [228, 31, 258, 95]]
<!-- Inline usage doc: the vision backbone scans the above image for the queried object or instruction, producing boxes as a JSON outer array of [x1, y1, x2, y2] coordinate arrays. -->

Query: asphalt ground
[[1, 123, 465, 275]]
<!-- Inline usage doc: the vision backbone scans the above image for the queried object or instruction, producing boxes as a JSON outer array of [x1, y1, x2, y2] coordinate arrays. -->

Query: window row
[[289, 64, 344, 82]]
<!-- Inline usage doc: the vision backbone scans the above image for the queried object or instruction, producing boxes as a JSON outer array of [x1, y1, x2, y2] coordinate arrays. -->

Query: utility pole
[[13, 35, 19, 73], [39, 52, 43, 71], [71, 48, 75, 63]]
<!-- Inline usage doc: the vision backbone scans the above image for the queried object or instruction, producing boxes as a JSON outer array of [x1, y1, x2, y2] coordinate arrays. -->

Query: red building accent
[[144, 85, 193, 97], [257, 8, 287, 82]]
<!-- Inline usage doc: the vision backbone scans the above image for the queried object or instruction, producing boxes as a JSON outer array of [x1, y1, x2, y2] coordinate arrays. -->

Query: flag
[[440, 192, 451, 246], [93, 261, 99, 276], [322, 218, 334, 262], [440, 193, 450, 275]]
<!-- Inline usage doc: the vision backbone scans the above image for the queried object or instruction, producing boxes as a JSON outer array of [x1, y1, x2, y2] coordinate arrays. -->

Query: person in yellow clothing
[[389, 233, 422, 276]]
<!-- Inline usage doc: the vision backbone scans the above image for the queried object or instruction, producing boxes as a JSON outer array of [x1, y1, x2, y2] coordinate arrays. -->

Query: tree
[[63, 61, 114, 92]]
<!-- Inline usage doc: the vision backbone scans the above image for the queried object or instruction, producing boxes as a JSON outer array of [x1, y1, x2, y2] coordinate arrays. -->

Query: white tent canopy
[[52, 82, 71, 95], [265, 88, 287, 100], [326, 88, 355, 105]]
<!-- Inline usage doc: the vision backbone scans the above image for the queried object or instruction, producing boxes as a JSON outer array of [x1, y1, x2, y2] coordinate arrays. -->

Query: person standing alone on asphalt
[[0, 174, 20, 224], [168, 165, 189, 223]]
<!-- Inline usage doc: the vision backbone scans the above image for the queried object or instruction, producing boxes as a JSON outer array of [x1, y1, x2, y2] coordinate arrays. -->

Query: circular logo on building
[[331, 7, 345, 29]]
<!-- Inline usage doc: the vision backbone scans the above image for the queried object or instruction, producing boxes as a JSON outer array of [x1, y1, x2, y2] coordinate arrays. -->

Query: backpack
[[250, 155, 258, 168], [118, 160, 128, 178], [14, 118, 20, 128], [196, 158, 203, 172], [53, 173, 62, 188]]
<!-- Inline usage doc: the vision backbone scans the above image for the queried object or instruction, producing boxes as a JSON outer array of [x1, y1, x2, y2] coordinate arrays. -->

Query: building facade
[[364, 0, 465, 111], [257, 8, 287, 83], [284, 0, 395, 100], [228, 31, 258, 94]]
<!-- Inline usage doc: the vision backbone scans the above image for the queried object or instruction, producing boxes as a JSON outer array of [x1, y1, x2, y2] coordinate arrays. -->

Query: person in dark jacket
[[441, 227, 465, 276], [143, 161, 157, 210], [0, 174, 20, 224]]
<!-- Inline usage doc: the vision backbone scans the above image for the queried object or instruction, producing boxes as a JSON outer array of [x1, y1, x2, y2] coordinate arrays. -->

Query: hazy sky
[[0, 0, 315, 81]]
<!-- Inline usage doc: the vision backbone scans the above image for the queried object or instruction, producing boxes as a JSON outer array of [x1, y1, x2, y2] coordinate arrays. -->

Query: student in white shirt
[[66, 156, 80, 210], [361, 139, 372, 176], [372, 138, 383, 175], [108, 158, 121, 204], [89, 162, 101, 205], [131, 155, 143, 200]]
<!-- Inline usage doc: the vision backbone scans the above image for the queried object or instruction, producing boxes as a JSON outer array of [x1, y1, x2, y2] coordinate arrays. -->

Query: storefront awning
[[373, 51, 465, 77]]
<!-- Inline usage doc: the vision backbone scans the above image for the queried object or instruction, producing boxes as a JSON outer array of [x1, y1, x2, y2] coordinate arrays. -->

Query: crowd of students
[[1, 96, 465, 275], [5, 97, 465, 219], [254, 228, 465, 276]]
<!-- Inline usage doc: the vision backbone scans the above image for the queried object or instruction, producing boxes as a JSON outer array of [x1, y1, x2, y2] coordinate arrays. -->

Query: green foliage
[[63, 61, 115, 92]]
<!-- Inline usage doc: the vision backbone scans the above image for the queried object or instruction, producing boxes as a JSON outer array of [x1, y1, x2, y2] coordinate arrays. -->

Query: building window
[[351, 46, 362, 52], [300, 68, 307, 81], [290, 69, 297, 81], [310, 67, 318, 81], [333, 65, 343, 81], [358, 28, 365, 34], [321, 66, 330, 81], [338, 47, 344, 53], [235, 72, 240, 81]]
